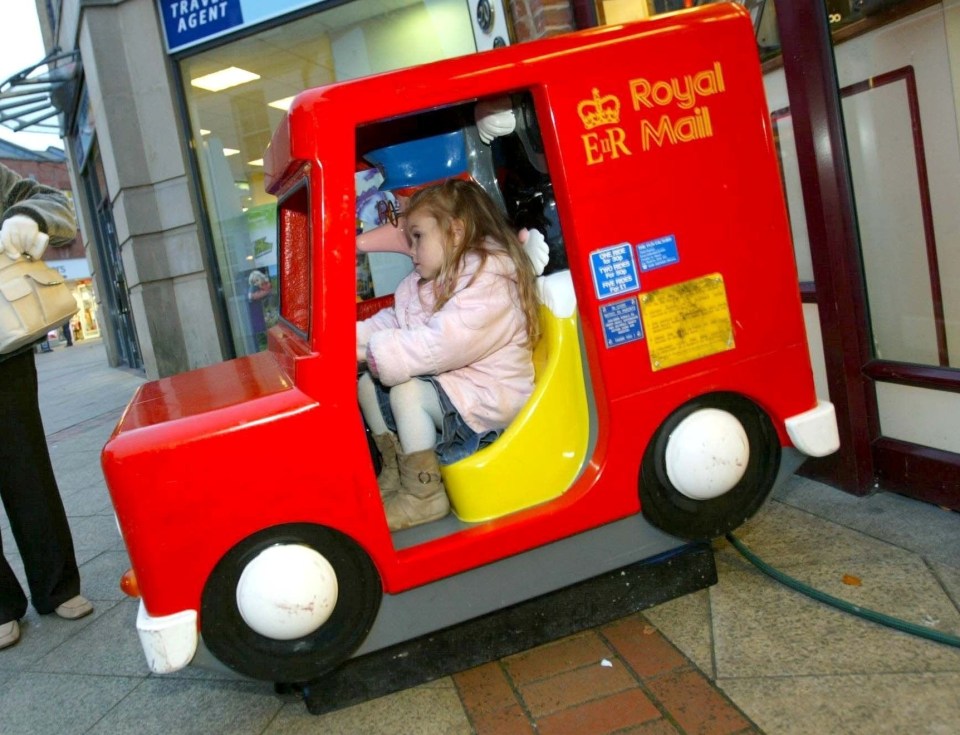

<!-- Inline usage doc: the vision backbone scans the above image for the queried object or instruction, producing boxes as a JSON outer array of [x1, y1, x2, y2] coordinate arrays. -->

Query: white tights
[[358, 372, 443, 454]]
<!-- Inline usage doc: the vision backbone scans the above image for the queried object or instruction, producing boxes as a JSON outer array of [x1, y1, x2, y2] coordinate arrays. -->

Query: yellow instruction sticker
[[639, 273, 735, 371]]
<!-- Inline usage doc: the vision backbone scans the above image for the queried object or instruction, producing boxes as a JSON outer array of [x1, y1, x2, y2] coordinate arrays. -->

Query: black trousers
[[0, 349, 80, 623]]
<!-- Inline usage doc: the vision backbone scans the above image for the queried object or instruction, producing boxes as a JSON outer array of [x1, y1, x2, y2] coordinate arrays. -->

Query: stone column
[[65, 0, 226, 378]]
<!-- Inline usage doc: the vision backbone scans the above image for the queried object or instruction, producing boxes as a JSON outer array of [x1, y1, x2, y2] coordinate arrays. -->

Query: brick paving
[[454, 614, 762, 735]]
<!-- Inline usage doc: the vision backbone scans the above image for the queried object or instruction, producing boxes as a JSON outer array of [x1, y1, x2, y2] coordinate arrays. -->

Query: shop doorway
[[81, 143, 142, 370], [776, 1, 960, 510]]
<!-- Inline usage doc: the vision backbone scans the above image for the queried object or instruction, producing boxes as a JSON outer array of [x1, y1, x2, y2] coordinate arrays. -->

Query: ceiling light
[[268, 96, 296, 111], [248, 158, 264, 167], [222, 148, 240, 157], [200, 128, 210, 135], [191, 66, 260, 92]]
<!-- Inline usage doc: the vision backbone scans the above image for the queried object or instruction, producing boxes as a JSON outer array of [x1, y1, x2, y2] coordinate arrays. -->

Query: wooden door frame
[[776, 0, 960, 507]]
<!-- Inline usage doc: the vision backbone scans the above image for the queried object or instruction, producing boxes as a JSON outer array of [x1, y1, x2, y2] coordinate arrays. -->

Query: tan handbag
[[0, 251, 79, 355]]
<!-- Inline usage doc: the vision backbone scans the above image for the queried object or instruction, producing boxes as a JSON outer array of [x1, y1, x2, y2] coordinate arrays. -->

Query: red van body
[[103, 4, 837, 683]]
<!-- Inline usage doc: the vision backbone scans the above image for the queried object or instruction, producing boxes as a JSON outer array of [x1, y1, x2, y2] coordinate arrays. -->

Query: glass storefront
[[73, 280, 100, 340], [179, 0, 479, 356], [756, 0, 960, 504], [759, 1, 960, 370]]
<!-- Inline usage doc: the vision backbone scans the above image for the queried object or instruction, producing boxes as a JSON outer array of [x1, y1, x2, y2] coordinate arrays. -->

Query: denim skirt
[[371, 375, 502, 465]]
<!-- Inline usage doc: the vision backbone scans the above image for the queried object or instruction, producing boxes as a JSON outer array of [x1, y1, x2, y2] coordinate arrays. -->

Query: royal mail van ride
[[102, 4, 838, 683]]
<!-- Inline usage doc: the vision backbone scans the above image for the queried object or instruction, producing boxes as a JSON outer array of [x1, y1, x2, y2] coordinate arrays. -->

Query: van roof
[[264, 3, 750, 190]]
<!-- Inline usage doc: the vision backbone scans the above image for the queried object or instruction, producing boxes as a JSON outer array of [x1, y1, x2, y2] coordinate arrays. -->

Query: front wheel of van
[[639, 393, 781, 541], [200, 523, 381, 682]]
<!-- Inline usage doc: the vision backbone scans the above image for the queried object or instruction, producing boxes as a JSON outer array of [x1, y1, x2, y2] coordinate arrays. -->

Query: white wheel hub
[[664, 408, 750, 500], [236, 544, 338, 640]]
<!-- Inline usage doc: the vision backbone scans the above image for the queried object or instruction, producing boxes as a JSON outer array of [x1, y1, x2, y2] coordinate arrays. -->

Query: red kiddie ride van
[[103, 4, 838, 684]]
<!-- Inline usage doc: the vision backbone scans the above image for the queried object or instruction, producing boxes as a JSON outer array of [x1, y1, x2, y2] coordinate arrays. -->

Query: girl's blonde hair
[[404, 179, 541, 347]]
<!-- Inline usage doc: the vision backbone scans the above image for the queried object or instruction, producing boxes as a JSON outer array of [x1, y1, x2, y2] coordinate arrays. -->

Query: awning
[[0, 48, 80, 136]]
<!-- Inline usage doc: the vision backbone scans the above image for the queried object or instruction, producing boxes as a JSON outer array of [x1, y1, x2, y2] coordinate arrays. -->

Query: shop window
[[180, 0, 478, 357], [595, 2, 872, 64]]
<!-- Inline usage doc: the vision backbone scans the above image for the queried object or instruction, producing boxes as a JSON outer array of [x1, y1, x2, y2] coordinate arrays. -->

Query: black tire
[[640, 392, 780, 541], [200, 523, 381, 682]]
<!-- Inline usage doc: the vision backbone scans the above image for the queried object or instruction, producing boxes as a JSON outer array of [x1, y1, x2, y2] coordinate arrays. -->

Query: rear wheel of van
[[639, 393, 780, 541], [200, 523, 381, 682]]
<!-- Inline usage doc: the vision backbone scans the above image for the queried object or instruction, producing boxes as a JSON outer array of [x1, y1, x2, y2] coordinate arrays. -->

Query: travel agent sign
[[158, 0, 327, 53]]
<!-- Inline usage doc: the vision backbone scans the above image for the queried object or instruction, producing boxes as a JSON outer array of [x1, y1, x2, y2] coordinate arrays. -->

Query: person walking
[[0, 162, 92, 651]]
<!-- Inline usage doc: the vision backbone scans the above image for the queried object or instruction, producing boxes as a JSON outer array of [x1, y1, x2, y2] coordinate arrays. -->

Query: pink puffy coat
[[357, 249, 534, 433]]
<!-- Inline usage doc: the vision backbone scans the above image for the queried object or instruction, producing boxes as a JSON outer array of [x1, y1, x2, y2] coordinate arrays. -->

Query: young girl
[[357, 179, 541, 531]]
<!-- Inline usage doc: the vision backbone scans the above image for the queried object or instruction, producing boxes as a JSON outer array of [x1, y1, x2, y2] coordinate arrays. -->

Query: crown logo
[[577, 88, 621, 130]]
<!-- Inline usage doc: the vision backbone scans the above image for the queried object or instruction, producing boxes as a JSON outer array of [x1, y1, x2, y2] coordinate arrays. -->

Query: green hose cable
[[725, 532, 960, 648]]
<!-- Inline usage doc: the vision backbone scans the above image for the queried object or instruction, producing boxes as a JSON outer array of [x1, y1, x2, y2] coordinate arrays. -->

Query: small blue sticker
[[600, 298, 644, 348], [590, 243, 640, 300], [637, 234, 680, 272]]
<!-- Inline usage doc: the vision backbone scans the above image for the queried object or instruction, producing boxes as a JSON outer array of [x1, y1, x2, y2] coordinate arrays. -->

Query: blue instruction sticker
[[590, 243, 640, 300], [600, 298, 644, 348], [637, 234, 680, 272]]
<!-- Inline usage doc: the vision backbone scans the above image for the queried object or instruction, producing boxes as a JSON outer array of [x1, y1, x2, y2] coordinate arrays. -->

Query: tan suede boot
[[385, 449, 451, 530], [372, 432, 402, 499]]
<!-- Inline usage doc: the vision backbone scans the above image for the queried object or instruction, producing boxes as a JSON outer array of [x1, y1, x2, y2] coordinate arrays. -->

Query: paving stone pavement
[[1, 338, 958, 734]]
